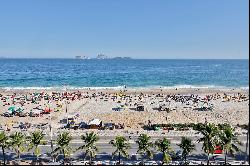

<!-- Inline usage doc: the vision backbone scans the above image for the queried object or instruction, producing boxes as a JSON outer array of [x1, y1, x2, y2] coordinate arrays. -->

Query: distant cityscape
[[75, 54, 132, 60]]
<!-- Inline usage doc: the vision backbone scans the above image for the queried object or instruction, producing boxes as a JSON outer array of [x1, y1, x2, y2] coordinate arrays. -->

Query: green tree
[[177, 137, 195, 165], [77, 132, 99, 165], [196, 123, 219, 165], [109, 136, 130, 165], [219, 125, 242, 165], [52, 132, 72, 165], [136, 134, 153, 165], [27, 131, 47, 164], [9, 132, 26, 159], [155, 137, 173, 165], [0, 132, 10, 165]]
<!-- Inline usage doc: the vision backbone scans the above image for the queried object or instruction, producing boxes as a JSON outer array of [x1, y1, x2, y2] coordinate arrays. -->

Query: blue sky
[[0, 0, 248, 59]]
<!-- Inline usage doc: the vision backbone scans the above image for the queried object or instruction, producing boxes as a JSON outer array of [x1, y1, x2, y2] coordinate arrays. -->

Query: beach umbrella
[[44, 108, 51, 114], [8, 106, 15, 112]]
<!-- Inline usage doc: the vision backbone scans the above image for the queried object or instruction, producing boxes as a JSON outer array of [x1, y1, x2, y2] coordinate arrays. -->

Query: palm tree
[[109, 136, 130, 165], [27, 130, 47, 164], [219, 124, 242, 165], [77, 132, 99, 165], [177, 137, 195, 165], [0, 132, 10, 165], [136, 134, 153, 165], [9, 132, 26, 159], [155, 137, 173, 165], [52, 132, 72, 165], [196, 123, 219, 165]]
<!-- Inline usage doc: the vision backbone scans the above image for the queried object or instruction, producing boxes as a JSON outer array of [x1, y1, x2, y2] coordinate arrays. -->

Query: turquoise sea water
[[0, 59, 248, 89]]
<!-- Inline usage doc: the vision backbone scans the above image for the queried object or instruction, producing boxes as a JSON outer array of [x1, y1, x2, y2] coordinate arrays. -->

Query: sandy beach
[[0, 87, 249, 136]]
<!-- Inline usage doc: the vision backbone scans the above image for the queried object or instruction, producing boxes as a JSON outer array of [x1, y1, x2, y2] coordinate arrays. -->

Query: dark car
[[170, 150, 182, 160]]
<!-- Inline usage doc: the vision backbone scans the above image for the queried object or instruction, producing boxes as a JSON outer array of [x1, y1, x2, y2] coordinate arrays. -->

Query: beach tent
[[88, 119, 101, 125], [88, 119, 102, 129], [31, 109, 42, 115]]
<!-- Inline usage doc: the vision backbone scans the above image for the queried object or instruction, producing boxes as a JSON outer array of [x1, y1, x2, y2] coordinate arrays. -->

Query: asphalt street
[[0, 135, 248, 163]]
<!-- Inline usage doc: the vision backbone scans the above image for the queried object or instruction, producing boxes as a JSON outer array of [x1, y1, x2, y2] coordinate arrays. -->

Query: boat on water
[[75, 55, 90, 59], [75, 54, 132, 60]]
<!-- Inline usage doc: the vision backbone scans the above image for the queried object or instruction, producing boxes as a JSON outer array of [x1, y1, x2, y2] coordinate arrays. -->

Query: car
[[170, 150, 182, 160]]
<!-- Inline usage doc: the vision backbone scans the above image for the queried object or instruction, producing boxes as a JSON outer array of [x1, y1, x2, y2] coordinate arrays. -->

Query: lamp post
[[49, 101, 54, 162], [66, 100, 68, 114]]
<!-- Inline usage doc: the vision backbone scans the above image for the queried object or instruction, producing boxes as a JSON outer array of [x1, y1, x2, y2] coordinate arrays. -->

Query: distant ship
[[96, 54, 132, 59], [75, 56, 90, 59], [96, 53, 108, 59], [112, 56, 132, 59], [75, 54, 132, 60]]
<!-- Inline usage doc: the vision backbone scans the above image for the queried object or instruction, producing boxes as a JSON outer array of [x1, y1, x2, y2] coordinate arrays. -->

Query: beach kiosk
[[88, 118, 102, 129]]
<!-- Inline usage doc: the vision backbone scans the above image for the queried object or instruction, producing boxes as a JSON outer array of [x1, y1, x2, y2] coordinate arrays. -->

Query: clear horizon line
[[0, 57, 249, 60]]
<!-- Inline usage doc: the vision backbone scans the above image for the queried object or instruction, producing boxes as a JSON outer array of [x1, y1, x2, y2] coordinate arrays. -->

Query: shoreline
[[0, 86, 249, 94]]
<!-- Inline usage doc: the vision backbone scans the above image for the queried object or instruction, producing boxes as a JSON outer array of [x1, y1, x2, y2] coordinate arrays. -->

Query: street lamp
[[66, 100, 68, 114], [49, 101, 54, 162]]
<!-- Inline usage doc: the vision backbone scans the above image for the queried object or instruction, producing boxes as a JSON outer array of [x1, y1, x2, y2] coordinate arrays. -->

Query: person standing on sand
[[123, 85, 127, 92], [148, 120, 151, 128], [205, 118, 207, 124]]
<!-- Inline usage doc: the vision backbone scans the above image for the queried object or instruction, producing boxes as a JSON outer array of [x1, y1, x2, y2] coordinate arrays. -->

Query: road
[[0, 135, 248, 163]]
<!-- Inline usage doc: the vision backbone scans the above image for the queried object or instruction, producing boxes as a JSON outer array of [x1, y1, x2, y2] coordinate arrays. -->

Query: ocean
[[0, 59, 248, 89]]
